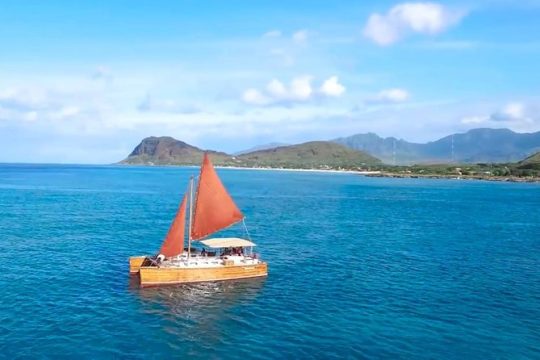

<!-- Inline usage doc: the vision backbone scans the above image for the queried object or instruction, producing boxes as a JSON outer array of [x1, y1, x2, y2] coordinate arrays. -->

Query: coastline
[[365, 172, 540, 183], [217, 166, 540, 183], [214, 165, 380, 175], [116, 163, 540, 183]]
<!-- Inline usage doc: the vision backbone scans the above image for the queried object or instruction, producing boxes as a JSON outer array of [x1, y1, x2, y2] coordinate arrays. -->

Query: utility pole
[[392, 139, 396, 166], [451, 134, 455, 163]]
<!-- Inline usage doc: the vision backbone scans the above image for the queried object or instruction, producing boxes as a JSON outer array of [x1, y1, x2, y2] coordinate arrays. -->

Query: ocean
[[0, 164, 539, 359]]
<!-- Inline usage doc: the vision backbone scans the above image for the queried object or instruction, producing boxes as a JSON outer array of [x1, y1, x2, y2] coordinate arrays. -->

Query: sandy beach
[[215, 165, 381, 175]]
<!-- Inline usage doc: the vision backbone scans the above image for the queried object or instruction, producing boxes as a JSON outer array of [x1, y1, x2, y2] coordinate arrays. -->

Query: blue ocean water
[[0, 164, 539, 359]]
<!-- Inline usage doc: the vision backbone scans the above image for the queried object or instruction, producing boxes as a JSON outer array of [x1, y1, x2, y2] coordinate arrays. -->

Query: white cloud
[[461, 115, 488, 124], [0, 87, 50, 111], [460, 102, 537, 131], [490, 102, 528, 122], [363, 2, 466, 46], [289, 76, 313, 100], [292, 29, 309, 44], [53, 106, 81, 119], [0, 84, 105, 127], [242, 75, 345, 106], [23, 111, 38, 122], [138, 94, 201, 114], [241, 89, 271, 106], [92, 65, 113, 81], [320, 76, 346, 97], [266, 79, 288, 98], [418, 40, 477, 50], [263, 30, 282, 38], [367, 88, 410, 104], [262, 29, 309, 44]]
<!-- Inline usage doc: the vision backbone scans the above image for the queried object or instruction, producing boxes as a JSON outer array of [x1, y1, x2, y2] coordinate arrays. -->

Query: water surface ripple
[[0, 164, 539, 359]]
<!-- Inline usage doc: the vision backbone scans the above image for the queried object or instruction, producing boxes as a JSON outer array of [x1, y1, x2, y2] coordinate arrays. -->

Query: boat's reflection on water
[[129, 276, 266, 348]]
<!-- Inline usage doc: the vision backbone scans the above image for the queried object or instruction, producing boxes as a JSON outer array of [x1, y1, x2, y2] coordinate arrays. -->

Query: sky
[[1, 0, 539, 163]]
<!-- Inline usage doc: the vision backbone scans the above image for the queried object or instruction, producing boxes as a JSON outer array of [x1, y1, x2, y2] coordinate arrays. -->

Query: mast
[[187, 176, 194, 263]]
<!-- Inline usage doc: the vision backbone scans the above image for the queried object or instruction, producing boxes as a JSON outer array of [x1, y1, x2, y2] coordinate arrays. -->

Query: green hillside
[[517, 151, 540, 170], [120, 137, 381, 169], [334, 128, 540, 164], [120, 136, 237, 166], [237, 141, 381, 168]]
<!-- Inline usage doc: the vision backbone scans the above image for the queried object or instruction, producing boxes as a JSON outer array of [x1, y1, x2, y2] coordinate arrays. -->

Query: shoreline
[[219, 166, 540, 183], [117, 163, 540, 183], [366, 172, 540, 183], [214, 165, 380, 175]]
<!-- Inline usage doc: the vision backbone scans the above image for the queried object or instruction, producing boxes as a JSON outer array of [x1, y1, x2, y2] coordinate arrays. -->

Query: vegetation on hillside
[[120, 136, 237, 166], [334, 128, 540, 164], [119, 136, 540, 181], [369, 158, 540, 181], [120, 137, 381, 168], [238, 141, 381, 169]]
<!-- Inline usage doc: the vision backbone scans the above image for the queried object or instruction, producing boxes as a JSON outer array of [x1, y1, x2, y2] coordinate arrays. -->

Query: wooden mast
[[187, 176, 194, 263]]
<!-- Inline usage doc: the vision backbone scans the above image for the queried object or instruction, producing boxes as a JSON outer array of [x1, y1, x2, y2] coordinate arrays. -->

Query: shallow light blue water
[[0, 164, 539, 359]]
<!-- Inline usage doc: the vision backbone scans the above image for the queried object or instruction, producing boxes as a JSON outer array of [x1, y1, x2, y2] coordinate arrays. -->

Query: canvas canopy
[[200, 238, 256, 248]]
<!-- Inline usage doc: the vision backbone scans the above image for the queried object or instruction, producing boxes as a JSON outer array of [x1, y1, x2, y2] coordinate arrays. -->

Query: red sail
[[159, 193, 187, 257], [191, 153, 244, 240]]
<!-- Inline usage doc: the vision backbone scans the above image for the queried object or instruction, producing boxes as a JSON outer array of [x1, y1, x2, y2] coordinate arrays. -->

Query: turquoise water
[[1, 164, 539, 359]]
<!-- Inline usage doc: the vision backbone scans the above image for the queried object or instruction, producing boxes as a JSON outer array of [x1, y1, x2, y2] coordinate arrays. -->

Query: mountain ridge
[[333, 128, 540, 164], [120, 128, 540, 167], [122, 136, 233, 165], [120, 137, 381, 168], [233, 142, 290, 156], [237, 141, 381, 168]]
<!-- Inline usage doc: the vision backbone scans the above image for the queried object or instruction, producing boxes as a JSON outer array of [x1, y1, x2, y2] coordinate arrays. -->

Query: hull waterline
[[138, 262, 268, 287]]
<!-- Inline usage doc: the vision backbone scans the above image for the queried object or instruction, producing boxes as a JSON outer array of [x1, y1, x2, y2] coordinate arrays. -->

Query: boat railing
[[141, 256, 160, 268]]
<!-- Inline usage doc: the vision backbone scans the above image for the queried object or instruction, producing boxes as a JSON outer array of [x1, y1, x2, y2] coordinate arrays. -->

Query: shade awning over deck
[[200, 238, 256, 248]]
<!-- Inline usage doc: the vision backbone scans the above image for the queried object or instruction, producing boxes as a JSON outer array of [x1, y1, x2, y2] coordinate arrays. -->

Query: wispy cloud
[[292, 29, 309, 44], [366, 88, 410, 104], [91, 66, 113, 81], [363, 2, 467, 46], [262, 29, 310, 44], [489, 102, 529, 122], [460, 102, 537, 129], [262, 30, 282, 38], [415, 40, 478, 50], [138, 94, 202, 114]]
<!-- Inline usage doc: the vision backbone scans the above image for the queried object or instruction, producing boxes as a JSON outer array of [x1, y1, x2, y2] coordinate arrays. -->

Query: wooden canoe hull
[[138, 262, 268, 287], [129, 256, 146, 274]]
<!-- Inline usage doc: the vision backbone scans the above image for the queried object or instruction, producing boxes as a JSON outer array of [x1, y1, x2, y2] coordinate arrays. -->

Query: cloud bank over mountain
[[0, 1, 538, 163]]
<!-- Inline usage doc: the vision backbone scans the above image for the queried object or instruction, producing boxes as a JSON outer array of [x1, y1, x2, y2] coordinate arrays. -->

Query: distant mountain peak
[[238, 141, 381, 168], [129, 136, 198, 157], [333, 128, 540, 165], [234, 142, 290, 156], [121, 136, 231, 165], [120, 138, 381, 168]]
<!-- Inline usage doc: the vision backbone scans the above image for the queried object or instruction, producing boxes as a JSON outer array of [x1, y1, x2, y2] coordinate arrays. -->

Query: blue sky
[[1, 0, 539, 163]]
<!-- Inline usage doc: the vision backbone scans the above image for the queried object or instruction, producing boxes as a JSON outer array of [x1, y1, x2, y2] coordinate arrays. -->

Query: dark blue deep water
[[1, 164, 539, 359]]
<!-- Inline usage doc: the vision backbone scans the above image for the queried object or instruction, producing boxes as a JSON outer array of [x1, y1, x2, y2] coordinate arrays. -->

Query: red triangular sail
[[159, 193, 187, 257], [191, 153, 244, 240]]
